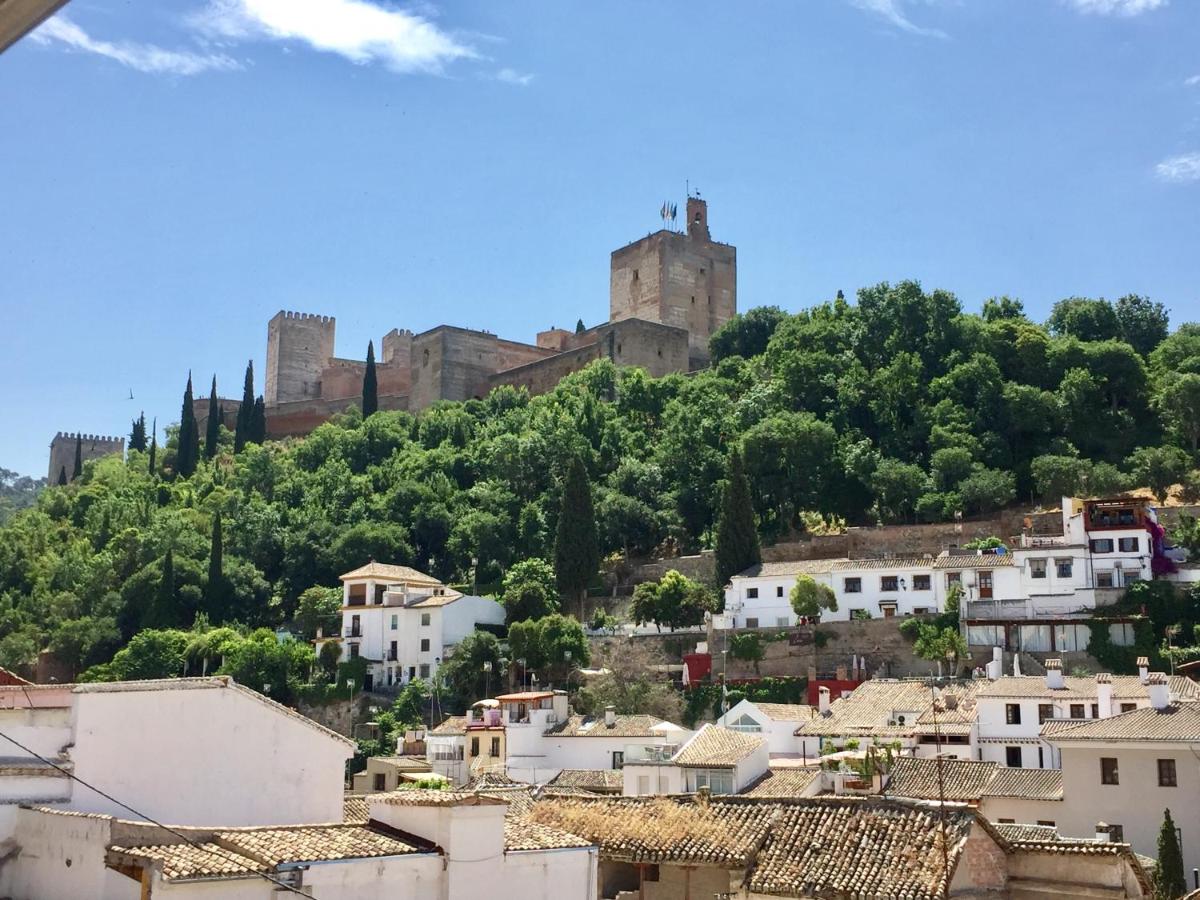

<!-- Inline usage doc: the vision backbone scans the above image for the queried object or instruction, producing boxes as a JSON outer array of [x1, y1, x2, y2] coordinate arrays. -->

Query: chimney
[[986, 646, 1002, 681], [1095, 822, 1110, 843], [836, 665, 847, 681], [1096, 673, 1113, 719], [604, 705, 616, 728], [1045, 658, 1065, 690], [1137, 656, 1149, 685], [1147, 672, 1170, 710], [818, 686, 831, 716]]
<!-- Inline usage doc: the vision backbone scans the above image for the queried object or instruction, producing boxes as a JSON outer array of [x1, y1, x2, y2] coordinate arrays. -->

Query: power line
[[0, 711, 317, 898]]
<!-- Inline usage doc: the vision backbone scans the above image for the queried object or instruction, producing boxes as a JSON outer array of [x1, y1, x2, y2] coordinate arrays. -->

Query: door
[[979, 572, 993, 599], [882, 606, 896, 619], [364, 672, 374, 692]]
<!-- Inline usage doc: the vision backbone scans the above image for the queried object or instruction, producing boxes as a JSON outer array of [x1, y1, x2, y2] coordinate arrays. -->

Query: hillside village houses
[[317, 562, 506, 691]]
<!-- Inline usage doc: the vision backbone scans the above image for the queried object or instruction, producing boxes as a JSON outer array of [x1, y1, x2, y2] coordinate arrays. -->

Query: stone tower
[[608, 196, 736, 369], [265, 311, 336, 406], [47, 432, 125, 482]]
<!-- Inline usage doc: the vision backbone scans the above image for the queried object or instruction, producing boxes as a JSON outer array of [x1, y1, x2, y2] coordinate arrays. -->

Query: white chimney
[[1137, 656, 1149, 685], [1095, 822, 1110, 843], [1045, 658, 1065, 690], [818, 686, 831, 716], [1147, 673, 1170, 711], [986, 647, 1002, 681], [604, 705, 616, 728], [1096, 673, 1113, 719]]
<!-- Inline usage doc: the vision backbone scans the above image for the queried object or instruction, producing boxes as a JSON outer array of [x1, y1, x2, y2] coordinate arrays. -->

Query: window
[[420, 638, 430, 652], [913, 607, 930, 615], [997, 818, 1015, 824], [490, 737, 501, 758], [350, 614, 361, 638], [913, 574, 931, 591], [1068, 703, 1083, 719], [374, 773, 386, 791], [1056, 558, 1073, 578], [1037, 820, 1056, 827], [746, 588, 759, 599], [946, 572, 961, 588], [881, 576, 899, 592], [389, 640, 398, 662], [390, 614, 398, 629], [1091, 704, 1099, 718], [1006, 746, 1023, 767], [692, 769, 734, 795], [1100, 757, 1119, 785], [374, 584, 386, 604], [1118, 537, 1139, 553], [1038, 704, 1053, 724], [1097, 571, 1114, 588], [728, 714, 762, 733], [1108, 824, 1124, 842], [776, 617, 789, 627], [1091, 539, 1114, 554], [420, 612, 431, 626], [1030, 558, 1047, 579], [1158, 758, 1177, 787], [1120, 702, 1137, 713], [978, 572, 993, 598], [349, 644, 360, 659], [1006, 704, 1022, 725], [844, 577, 862, 593], [419, 664, 430, 678], [1054, 624, 1090, 653], [632, 269, 639, 281], [612, 751, 624, 769], [1110, 623, 1136, 647], [470, 737, 479, 756], [745, 617, 759, 628], [1038, 746, 1045, 768]]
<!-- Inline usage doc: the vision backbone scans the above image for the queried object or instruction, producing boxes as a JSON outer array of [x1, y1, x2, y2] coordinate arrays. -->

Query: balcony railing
[[344, 627, 362, 638]]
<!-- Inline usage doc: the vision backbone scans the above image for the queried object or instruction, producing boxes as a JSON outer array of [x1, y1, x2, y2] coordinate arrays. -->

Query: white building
[[0, 677, 354, 842], [621, 723, 768, 796], [322, 562, 506, 691], [716, 699, 815, 757]]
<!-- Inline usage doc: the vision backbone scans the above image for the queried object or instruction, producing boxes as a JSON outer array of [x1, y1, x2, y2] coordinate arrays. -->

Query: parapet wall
[[47, 433, 125, 482], [265, 310, 336, 407]]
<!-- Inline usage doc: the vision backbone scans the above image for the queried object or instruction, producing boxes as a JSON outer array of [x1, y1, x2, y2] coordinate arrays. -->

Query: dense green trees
[[499, 559, 559, 623], [129, 413, 147, 453], [789, 575, 837, 620], [630, 571, 715, 631]]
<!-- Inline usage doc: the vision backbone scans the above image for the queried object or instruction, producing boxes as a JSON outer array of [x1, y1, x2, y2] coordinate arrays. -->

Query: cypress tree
[[715, 447, 761, 588], [362, 340, 378, 417], [72, 435, 83, 480], [250, 396, 266, 444], [553, 455, 599, 619], [204, 375, 221, 460], [575, 318, 586, 334], [155, 548, 176, 627], [129, 412, 147, 452], [205, 512, 227, 620], [148, 418, 158, 477], [1153, 809, 1185, 900], [57, 466, 68, 486], [235, 360, 254, 453], [177, 373, 200, 477]]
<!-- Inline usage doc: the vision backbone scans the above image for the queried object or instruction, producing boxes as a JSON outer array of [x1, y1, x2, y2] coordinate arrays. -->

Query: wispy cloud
[[1062, 0, 1167, 16], [31, 14, 239, 75], [1186, 74, 1200, 87], [495, 67, 533, 86], [1156, 152, 1200, 183], [848, 1, 948, 38], [190, 0, 475, 74]]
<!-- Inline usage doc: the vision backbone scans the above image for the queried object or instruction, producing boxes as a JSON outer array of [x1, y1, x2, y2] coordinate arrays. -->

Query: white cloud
[[191, 0, 475, 74], [1156, 152, 1200, 182], [1186, 74, 1200, 86], [1062, 0, 1167, 16], [495, 67, 533, 86], [848, 1, 948, 38], [31, 15, 239, 75]]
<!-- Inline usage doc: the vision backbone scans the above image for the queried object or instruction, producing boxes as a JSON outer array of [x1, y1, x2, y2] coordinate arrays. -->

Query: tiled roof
[[734, 560, 842, 578], [883, 757, 997, 802], [466, 771, 522, 790], [545, 714, 665, 738], [406, 590, 465, 608], [216, 825, 431, 866], [976, 674, 1200, 701], [107, 843, 266, 882], [503, 817, 592, 852], [674, 724, 764, 768], [981, 767, 1063, 800], [1044, 703, 1200, 742], [343, 794, 370, 823], [752, 703, 816, 722], [0, 758, 71, 777], [373, 789, 510, 807], [932, 554, 1014, 569], [740, 767, 821, 798], [339, 562, 441, 583], [993, 823, 1061, 842], [430, 715, 468, 735], [371, 755, 433, 771], [830, 558, 933, 571], [548, 769, 624, 792], [798, 680, 978, 738]]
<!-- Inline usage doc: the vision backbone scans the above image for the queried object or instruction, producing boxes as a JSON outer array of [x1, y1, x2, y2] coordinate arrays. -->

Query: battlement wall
[[47, 433, 125, 482], [266, 310, 336, 406]]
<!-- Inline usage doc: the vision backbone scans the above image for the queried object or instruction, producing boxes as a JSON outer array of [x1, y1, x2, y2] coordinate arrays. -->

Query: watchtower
[[265, 311, 336, 406], [47, 432, 125, 482], [609, 196, 736, 369]]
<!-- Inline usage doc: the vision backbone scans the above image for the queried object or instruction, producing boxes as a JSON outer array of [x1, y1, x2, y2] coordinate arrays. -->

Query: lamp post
[[483, 660, 492, 699], [517, 658, 527, 692], [471, 556, 479, 596]]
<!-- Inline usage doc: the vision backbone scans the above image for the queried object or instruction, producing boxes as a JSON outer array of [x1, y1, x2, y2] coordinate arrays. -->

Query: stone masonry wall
[[265, 311, 336, 406], [47, 433, 124, 482]]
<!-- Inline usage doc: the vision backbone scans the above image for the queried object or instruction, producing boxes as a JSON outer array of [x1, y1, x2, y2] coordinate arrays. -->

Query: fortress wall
[[488, 343, 603, 396], [265, 311, 335, 406], [610, 232, 667, 325], [601, 318, 690, 377], [265, 394, 409, 438], [47, 433, 125, 482], [192, 397, 242, 439]]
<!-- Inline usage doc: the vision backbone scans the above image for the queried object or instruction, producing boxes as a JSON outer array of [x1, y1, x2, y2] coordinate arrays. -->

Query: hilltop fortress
[[254, 196, 735, 437]]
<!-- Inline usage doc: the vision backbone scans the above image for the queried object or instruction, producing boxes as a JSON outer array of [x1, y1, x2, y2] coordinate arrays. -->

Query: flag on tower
[[670, 203, 677, 221]]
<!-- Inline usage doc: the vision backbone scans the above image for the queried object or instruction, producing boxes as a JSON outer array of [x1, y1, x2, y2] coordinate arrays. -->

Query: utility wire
[[0, 699, 318, 899]]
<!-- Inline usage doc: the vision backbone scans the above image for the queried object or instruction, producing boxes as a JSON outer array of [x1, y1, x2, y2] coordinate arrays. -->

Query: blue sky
[[1, 0, 1198, 478]]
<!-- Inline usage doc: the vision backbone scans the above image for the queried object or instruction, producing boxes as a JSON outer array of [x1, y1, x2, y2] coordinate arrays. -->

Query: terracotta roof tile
[[740, 768, 821, 798], [673, 725, 764, 768], [343, 794, 370, 824], [981, 767, 1063, 800], [216, 825, 430, 866], [734, 560, 841, 578], [993, 823, 1061, 842], [1044, 703, 1200, 742], [830, 558, 933, 571], [798, 680, 978, 739], [373, 789, 510, 807], [339, 562, 441, 583], [751, 703, 817, 722], [976, 675, 1200, 701], [548, 769, 624, 792], [933, 554, 1014, 569], [883, 757, 998, 803], [430, 715, 468, 735], [545, 714, 666, 738], [504, 817, 592, 851], [107, 843, 265, 882]]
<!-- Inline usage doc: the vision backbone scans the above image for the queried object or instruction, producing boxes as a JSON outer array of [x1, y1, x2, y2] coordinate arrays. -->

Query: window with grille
[[1158, 758, 1177, 787], [1100, 757, 1119, 785]]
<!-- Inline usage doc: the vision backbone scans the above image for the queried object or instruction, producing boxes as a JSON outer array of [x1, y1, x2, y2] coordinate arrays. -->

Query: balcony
[[623, 743, 680, 764], [344, 627, 362, 638], [1018, 534, 1067, 549]]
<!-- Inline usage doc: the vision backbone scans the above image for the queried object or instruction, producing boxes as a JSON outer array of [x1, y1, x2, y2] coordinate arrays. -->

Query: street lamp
[[471, 556, 479, 595], [517, 658, 527, 692], [483, 660, 492, 698]]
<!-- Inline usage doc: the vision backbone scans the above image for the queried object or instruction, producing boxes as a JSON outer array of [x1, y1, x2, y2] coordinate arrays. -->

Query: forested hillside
[[1, 283, 1197, 679]]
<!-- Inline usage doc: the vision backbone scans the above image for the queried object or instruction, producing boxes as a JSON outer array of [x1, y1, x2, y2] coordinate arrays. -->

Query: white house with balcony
[[621, 724, 769, 796], [716, 699, 816, 757], [320, 562, 506, 692]]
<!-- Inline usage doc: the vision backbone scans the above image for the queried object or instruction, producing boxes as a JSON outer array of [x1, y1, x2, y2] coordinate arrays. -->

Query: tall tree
[[204, 513, 228, 620], [250, 396, 267, 444], [715, 447, 761, 588], [1115, 294, 1170, 358], [177, 373, 200, 478], [362, 340, 378, 417], [156, 549, 176, 626], [235, 360, 254, 453], [204, 375, 221, 460], [56, 466, 67, 487], [129, 412, 147, 452], [72, 435, 83, 480], [1153, 808, 1185, 900], [554, 455, 599, 619], [148, 418, 157, 477]]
